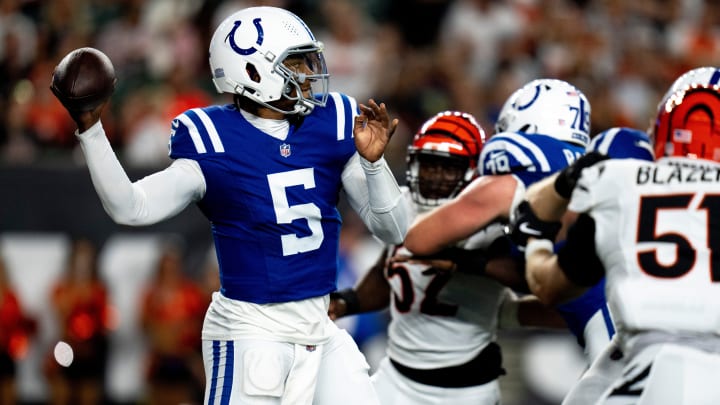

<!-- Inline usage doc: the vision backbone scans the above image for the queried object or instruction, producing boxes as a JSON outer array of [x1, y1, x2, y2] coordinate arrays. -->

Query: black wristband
[[330, 288, 361, 316], [553, 169, 574, 199], [448, 247, 488, 275], [556, 214, 605, 287], [553, 152, 609, 199]]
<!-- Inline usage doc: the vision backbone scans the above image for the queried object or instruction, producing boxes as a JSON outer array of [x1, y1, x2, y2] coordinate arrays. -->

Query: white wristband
[[525, 239, 554, 261]]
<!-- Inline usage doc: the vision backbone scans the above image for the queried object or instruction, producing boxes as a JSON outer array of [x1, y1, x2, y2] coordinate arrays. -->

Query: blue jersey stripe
[[208, 340, 220, 405], [601, 303, 616, 338], [220, 341, 234, 405]]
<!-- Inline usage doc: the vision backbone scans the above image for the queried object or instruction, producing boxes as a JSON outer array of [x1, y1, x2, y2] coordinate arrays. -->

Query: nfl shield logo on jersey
[[280, 143, 291, 158]]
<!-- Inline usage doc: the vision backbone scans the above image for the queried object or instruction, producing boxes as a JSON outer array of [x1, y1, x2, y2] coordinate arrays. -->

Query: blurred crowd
[[0, 237, 213, 404], [1, 0, 719, 173]]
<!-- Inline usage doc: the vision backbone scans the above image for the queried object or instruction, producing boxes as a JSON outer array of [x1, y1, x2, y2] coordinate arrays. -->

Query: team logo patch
[[673, 129, 692, 143], [227, 18, 264, 56], [280, 143, 292, 158]]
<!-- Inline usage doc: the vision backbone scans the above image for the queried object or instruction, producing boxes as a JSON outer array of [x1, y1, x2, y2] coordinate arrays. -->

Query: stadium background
[[0, 0, 717, 403]]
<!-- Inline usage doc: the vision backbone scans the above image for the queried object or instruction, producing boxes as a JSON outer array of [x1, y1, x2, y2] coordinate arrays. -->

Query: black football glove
[[509, 200, 562, 248], [553, 152, 609, 199]]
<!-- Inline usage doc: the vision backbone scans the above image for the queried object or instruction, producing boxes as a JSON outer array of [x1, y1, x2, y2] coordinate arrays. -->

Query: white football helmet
[[494, 78, 591, 148], [652, 66, 720, 161], [209, 6, 329, 115]]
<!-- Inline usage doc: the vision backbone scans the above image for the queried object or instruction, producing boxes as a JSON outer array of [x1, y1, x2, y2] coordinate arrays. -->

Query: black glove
[[553, 152, 609, 199], [509, 200, 562, 248]]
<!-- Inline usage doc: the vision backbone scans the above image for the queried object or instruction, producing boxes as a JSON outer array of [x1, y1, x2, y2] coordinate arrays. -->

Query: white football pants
[[598, 343, 720, 405], [202, 329, 379, 405], [370, 357, 501, 405]]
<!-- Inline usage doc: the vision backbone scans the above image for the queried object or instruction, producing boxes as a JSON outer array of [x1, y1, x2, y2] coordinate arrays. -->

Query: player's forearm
[[76, 121, 147, 224], [76, 122, 203, 225], [525, 174, 569, 222], [516, 296, 567, 329], [354, 247, 392, 312], [525, 239, 584, 306], [344, 155, 408, 244]]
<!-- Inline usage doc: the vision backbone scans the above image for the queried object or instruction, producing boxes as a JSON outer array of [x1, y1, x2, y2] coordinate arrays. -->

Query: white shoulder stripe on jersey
[[330, 92, 345, 141], [483, 139, 536, 171], [482, 134, 551, 172], [191, 108, 225, 153], [510, 135, 551, 171], [176, 114, 207, 154], [349, 96, 358, 138], [591, 127, 619, 155]]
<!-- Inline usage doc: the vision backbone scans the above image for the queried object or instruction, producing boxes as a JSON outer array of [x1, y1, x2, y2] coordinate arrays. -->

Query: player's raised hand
[[66, 103, 109, 133], [353, 99, 399, 163]]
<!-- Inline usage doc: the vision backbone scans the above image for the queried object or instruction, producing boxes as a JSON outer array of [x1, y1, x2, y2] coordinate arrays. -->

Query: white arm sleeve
[[342, 153, 408, 244], [76, 121, 206, 226]]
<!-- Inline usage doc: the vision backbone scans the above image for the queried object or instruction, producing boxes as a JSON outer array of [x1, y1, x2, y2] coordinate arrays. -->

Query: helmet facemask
[[407, 153, 473, 208], [405, 111, 485, 210], [271, 44, 329, 115]]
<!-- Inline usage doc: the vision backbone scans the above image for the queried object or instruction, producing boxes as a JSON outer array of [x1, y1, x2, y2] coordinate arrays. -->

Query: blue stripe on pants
[[207, 341, 221, 405], [220, 341, 234, 405]]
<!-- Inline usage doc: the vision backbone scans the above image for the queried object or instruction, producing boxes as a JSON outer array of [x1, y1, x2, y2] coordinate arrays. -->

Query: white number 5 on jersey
[[267, 168, 324, 256]]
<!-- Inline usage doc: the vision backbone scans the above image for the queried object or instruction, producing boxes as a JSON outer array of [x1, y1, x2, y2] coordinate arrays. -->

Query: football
[[50, 47, 116, 112]]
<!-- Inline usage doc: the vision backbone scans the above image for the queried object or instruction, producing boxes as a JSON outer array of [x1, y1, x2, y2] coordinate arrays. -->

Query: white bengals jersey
[[569, 157, 720, 337], [385, 189, 510, 369]]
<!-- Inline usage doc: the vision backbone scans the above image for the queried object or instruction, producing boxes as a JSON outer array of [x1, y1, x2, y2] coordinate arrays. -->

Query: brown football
[[50, 47, 116, 112]]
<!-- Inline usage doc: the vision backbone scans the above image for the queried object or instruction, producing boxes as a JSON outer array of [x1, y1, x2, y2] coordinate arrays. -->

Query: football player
[[330, 111, 566, 405], [510, 126, 655, 405], [516, 66, 720, 404], [402, 79, 622, 360], [54, 6, 408, 405], [403, 78, 590, 256]]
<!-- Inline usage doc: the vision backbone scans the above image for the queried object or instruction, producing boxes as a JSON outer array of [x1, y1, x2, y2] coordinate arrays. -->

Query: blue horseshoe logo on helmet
[[515, 84, 542, 111], [226, 18, 264, 56]]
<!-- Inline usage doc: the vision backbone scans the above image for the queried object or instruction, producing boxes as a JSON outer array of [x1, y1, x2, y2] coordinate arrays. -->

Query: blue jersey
[[479, 132, 585, 187], [589, 126, 654, 161], [169, 93, 359, 304]]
